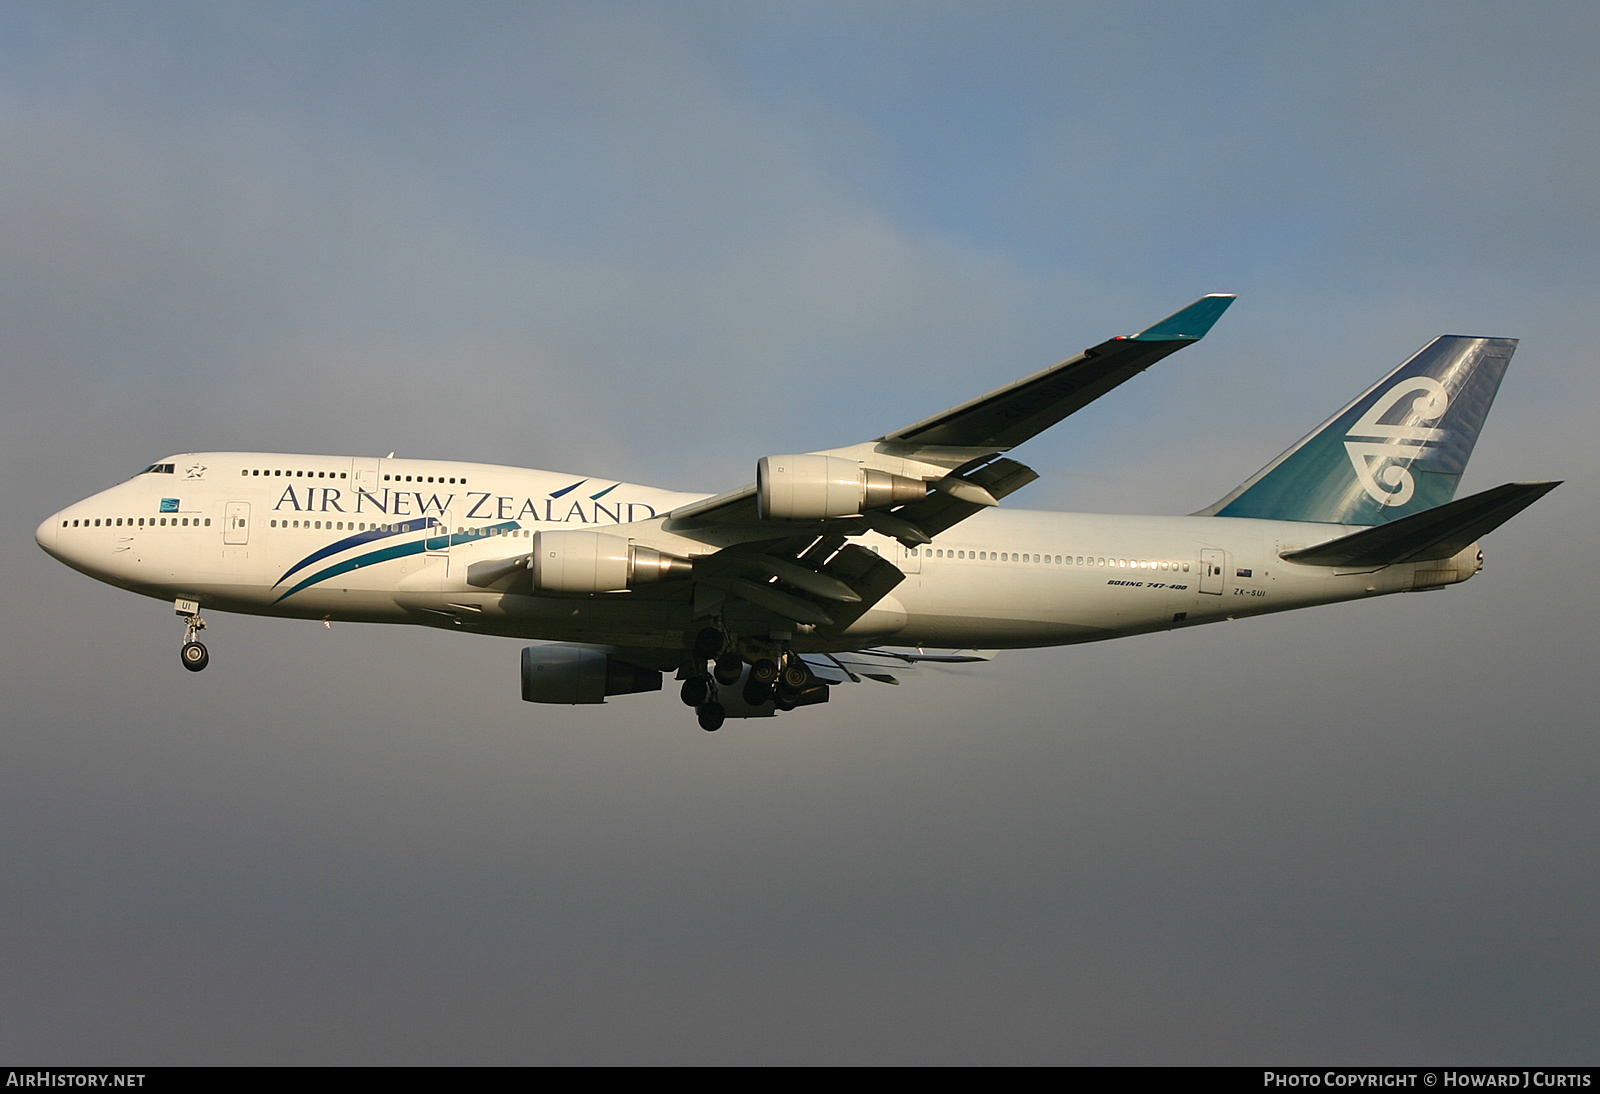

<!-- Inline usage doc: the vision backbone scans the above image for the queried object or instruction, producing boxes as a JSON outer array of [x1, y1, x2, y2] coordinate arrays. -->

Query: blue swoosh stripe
[[274, 520, 522, 602], [276, 517, 440, 586]]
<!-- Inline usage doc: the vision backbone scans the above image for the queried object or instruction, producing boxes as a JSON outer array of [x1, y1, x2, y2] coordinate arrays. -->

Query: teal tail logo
[[1204, 336, 1516, 525]]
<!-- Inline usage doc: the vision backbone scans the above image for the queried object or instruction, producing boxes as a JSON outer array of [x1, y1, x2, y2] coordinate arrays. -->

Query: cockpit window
[[142, 463, 176, 474]]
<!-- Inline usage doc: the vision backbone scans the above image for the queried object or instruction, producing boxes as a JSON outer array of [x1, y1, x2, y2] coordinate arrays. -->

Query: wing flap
[[886, 457, 1040, 541], [689, 537, 903, 630], [813, 544, 906, 637]]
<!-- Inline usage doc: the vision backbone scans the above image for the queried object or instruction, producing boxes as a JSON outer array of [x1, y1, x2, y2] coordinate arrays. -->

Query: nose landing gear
[[175, 597, 209, 672]]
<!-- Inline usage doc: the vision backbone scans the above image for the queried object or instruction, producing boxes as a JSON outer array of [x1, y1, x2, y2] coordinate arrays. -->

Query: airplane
[[34, 294, 1559, 731]]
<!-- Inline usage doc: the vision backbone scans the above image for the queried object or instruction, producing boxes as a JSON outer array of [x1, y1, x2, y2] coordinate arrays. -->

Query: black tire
[[749, 658, 779, 686], [697, 702, 726, 732], [713, 653, 743, 685], [680, 676, 710, 707], [742, 677, 773, 707], [180, 641, 209, 672], [781, 660, 810, 689], [693, 627, 723, 661]]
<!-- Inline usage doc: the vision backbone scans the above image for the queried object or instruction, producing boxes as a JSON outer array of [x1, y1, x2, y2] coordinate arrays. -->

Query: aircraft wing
[[485, 294, 1237, 634], [877, 292, 1236, 460], [668, 292, 1236, 533], [647, 294, 1236, 630]]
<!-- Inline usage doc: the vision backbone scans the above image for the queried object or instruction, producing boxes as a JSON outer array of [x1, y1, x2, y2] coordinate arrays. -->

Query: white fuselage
[[36, 452, 1481, 652]]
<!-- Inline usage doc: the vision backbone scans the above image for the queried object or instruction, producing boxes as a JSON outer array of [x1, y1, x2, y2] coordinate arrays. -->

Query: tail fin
[[1200, 336, 1516, 525]]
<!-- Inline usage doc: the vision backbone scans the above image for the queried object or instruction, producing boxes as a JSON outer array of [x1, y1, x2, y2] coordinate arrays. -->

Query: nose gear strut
[[175, 597, 209, 672]]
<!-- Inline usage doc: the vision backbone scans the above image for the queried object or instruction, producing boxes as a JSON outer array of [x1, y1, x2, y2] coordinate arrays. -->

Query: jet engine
[[520, 645, 663, 704], [532, 530, 692, 593], [756, 455, 927, 519]]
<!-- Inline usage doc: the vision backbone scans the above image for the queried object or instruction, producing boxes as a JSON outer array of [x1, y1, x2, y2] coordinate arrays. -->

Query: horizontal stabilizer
[[1282, 481, 1559, 568]]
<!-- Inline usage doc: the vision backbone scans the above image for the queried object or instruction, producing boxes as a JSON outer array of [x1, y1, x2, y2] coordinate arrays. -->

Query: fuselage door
[[224, 502, 251, 545], [351, 457, 380, 496], [425, 511, 455, 556], [1199, 548, 1226, 595], [899, 543, 923, 574]]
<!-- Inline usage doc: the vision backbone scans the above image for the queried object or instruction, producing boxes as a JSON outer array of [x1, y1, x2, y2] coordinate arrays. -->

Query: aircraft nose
[[35, 512, 61, 559]]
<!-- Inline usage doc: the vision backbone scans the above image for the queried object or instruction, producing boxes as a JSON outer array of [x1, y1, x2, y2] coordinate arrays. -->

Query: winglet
[[1129, 293, 1237, 342]]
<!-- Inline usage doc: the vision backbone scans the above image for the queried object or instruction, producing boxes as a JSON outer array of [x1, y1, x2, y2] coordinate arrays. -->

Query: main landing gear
[[175, 598, 209, 672], [680, 626, 828, 731], [684, 626, 726, 731]]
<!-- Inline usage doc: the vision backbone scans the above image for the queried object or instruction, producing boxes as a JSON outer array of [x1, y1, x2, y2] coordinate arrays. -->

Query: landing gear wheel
[[743, 677, 773, 707], [750, 658, 779, 686], [697, 702, 726, 732], [713, 653, 743, 685], [774, 679, 802, 711], [180, 641, 209, 672], [781, 660, 811, 689], [693, 627, 724, 661], [680, 676, 711, 708]]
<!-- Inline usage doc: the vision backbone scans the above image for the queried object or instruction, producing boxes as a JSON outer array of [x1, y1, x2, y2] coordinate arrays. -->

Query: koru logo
[[1343, 377, 1448, 506]]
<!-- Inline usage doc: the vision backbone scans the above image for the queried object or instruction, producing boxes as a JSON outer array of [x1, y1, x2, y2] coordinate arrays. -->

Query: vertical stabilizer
[[1201, 336, 1515, 525]]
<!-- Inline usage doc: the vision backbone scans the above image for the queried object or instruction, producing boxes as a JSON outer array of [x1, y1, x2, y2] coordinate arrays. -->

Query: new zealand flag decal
[[1236, 568, 1253, 578], [160, 498, 180, 513]]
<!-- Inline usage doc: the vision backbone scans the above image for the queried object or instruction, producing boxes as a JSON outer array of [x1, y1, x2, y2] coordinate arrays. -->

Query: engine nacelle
[[756, 454, 927, 520], [520, 645, 662, 705], [532, 530, 691, 593]]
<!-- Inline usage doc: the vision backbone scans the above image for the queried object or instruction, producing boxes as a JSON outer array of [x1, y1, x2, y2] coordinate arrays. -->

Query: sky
[[3, 1, 1598, 1064]]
